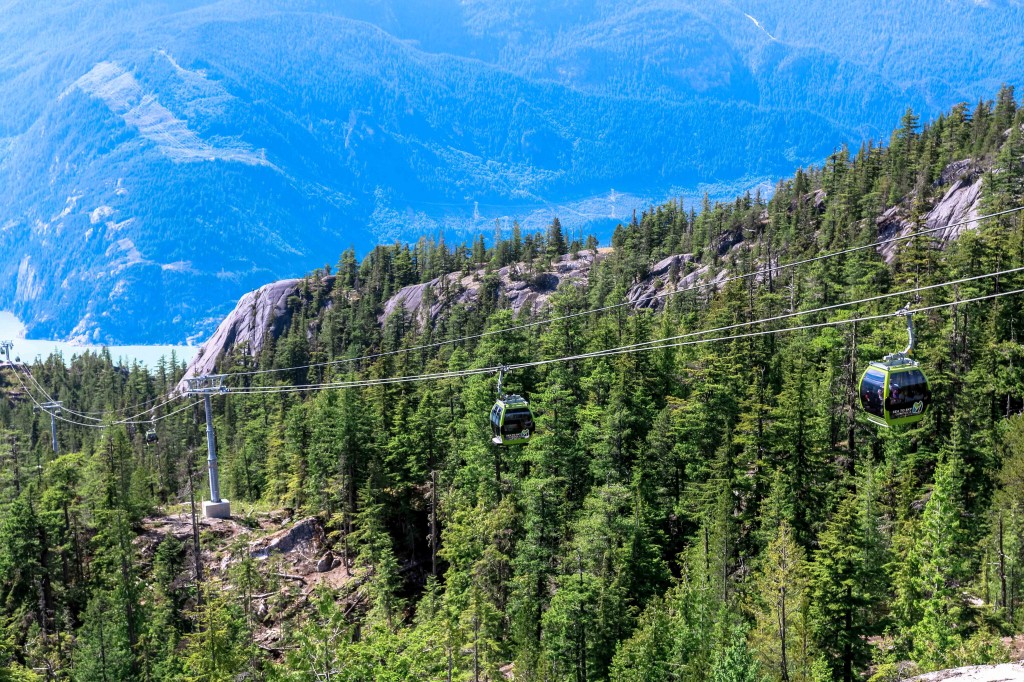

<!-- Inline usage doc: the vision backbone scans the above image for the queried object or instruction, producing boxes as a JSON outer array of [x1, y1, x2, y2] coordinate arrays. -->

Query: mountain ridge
[[2, 0, 1023, 343], [179, 153, 989, 389]]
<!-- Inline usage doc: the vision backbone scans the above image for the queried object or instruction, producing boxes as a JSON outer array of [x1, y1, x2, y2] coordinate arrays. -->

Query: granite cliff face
[[877, 160, 984, 263], [178, 277, 332, 389]]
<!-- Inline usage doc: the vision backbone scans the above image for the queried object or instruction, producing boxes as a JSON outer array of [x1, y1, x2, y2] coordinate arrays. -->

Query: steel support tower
[[39, 401, 62, 453], [184, 375, 231, 518]]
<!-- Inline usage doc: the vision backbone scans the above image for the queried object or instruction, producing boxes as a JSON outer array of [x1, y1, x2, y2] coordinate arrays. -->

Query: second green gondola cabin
[[490, 395, 535, 445], [859, 362, 931, 427]]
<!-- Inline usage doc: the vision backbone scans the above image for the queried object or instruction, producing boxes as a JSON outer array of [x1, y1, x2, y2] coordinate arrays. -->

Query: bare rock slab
[[249, 516, 325, 559], [910, 663, 1024, 681]]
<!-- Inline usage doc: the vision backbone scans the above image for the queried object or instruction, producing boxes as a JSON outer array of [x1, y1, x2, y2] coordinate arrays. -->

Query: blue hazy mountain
[[1, 0, 1022, 343]]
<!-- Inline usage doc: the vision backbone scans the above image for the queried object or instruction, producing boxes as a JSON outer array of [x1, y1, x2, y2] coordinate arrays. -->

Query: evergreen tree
[[748, 519, 812, 682], [911, 450, 972, 669], [808, 494, 870, 682]]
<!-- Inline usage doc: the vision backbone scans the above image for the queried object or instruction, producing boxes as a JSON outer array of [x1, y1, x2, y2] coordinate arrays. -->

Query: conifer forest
[[4, 88, 1024, 681]]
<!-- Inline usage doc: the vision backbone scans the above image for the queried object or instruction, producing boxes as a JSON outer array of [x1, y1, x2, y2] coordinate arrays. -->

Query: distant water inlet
[[0, 311, 198, 368]]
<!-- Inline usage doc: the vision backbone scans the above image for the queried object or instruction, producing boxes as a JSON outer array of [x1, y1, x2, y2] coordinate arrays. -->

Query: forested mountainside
[[3, 91, 1024, 681], [3, 0, 1024, 344]]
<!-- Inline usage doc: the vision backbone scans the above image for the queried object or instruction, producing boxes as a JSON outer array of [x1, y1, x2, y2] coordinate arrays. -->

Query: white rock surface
[[909, 662, 1024, 681]]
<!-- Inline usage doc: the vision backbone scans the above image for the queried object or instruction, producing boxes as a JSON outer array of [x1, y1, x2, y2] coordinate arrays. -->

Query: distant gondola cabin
[[859, 362, 931, 427], [490, 395, 535, 446]]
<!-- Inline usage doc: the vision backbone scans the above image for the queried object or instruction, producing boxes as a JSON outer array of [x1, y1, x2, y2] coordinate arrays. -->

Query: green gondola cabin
[[859, 361, 931, 427], [490, 395, 535, 445]]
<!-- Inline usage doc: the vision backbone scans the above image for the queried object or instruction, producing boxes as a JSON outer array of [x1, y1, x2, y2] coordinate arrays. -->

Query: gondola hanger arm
[[893, 303, 916, 356], [496, 365, 510, 399]]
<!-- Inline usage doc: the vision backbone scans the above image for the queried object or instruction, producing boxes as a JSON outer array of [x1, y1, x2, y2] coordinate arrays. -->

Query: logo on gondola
[[912, 401, 924, 415]]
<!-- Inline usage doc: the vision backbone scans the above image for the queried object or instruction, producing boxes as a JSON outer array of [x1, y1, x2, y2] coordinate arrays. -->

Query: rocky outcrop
[[791, 189, 827, 214], [381, 251, 602, 327], [628, 254, 700, 309], [878, 161, 984, 263], [175, 241, 759, 382], [178, 277, 332, 391], [179, 255, 606, 388], [625, 250, 745, 310], [810, 188, 828, 213], [926, 173, 984, 241], [249, 516, 325, 559]]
